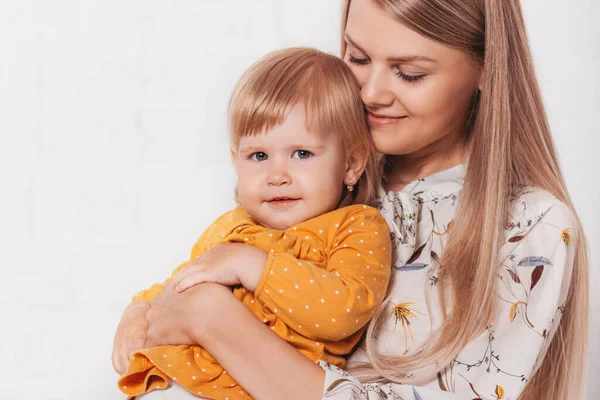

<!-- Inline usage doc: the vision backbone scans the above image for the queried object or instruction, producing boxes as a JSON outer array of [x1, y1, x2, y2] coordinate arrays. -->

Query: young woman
[[113, 0, 589, 399]]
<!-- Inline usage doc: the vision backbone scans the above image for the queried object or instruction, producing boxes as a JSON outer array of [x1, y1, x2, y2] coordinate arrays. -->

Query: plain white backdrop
[[0, 1, 598, 399]]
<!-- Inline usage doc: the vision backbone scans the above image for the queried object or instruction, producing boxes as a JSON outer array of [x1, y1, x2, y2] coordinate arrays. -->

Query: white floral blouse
[[319, 165, 575, 400]]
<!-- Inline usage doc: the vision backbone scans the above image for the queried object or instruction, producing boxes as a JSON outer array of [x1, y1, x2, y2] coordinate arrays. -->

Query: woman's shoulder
[[511, 187, 573, 219], [505, 186, 578, 244]]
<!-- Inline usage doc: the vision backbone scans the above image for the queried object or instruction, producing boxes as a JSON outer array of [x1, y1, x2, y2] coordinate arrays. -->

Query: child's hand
[[172, 243, 268, 293], [111, 300, 150, 375]]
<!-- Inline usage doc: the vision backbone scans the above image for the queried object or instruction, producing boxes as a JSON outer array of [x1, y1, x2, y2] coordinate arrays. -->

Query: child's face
[[232, 107, 351, 230]]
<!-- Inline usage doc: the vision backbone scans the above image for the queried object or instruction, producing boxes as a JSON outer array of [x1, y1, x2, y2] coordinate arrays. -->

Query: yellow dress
[[119, 204, 392, 399]]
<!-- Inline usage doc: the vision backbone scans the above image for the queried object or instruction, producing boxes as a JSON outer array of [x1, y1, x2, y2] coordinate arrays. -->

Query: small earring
[[346, 184, 354, 192]]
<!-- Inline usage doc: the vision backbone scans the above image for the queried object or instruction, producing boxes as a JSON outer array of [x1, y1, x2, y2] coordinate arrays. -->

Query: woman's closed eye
[[250, 152, 268, 161], [292, 150, 313, 160], [348, 54, 426, 84], [394, 67, 426, 84], [348, 53, 369, 65]]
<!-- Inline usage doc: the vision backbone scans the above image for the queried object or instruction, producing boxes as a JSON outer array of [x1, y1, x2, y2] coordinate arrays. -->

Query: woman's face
[[343, 0, 482, 157]]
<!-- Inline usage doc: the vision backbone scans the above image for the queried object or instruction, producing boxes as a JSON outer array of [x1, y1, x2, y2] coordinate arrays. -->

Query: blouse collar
[[379, 164, 465, 203], [376, 164, 465, 265]]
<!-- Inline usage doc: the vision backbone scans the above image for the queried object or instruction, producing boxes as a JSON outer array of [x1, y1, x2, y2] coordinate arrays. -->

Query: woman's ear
[[477, 66, 485, 91], [344, 149, 368, 187]]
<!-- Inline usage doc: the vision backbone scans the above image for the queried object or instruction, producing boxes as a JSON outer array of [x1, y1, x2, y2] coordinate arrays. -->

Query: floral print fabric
[[320, 165, 576, 400]]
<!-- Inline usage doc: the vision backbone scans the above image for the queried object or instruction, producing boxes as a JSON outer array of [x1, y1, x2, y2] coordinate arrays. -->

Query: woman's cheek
[[347, 65, 368, 89], [399, 80, 439, 117]]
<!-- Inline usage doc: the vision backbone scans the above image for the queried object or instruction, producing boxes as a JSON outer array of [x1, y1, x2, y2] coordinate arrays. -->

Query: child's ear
[[230, 149, 239, 174], [344, 149, 367, 187]]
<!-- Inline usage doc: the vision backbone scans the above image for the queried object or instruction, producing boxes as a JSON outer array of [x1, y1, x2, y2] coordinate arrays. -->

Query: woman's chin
[[371, 135, 420, 156]]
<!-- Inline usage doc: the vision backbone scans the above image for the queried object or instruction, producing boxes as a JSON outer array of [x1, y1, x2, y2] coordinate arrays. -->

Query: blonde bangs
[[229, 48, 363, 144]]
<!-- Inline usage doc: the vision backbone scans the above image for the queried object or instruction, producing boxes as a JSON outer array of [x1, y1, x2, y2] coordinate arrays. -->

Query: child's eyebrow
[[239, 146, 264, 154], [239, 145, 325, 154], [288, 144, 325, 151]]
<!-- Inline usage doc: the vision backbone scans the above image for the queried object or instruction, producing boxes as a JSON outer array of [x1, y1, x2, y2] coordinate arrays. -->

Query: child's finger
[[174, 270, 207, 292], [172, 264, 204, 288]]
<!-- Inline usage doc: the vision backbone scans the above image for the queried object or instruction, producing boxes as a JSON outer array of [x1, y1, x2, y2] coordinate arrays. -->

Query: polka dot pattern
[[123, 204, 391, 399]]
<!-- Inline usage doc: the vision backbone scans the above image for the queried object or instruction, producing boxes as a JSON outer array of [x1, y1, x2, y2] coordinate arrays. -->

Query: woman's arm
[[111, 300, 150, 374], [145, 282, 326, 400], [112, 213, 233, 374]]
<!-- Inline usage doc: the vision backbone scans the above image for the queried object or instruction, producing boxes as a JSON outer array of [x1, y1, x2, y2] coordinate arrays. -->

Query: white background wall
[[0, 1, 597, 399]]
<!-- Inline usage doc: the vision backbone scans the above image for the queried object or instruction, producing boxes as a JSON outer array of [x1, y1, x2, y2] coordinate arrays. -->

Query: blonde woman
[[113, 0, 589, 399]]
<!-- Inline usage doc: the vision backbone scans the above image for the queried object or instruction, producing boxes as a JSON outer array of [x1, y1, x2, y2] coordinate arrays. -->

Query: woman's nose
[[361, 65, 395, 107]]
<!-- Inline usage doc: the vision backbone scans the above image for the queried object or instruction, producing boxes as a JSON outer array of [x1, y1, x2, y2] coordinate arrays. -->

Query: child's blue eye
[[292, 150, 312, 160], [251, 152, 268, 161]]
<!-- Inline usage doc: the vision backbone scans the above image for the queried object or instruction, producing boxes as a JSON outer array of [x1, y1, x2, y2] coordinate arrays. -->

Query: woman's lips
[[367, 112, 407, 127]]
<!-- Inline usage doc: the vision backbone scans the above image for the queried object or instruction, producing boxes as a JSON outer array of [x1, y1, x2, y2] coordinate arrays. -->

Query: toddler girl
[[117, 47, 392, 399]]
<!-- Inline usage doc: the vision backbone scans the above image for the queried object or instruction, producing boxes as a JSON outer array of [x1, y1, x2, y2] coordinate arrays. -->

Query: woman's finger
[[127, 324, 147, 360], [111, 346, 122, 374], [145, 325, 159, 348], [132, 329, 147, 353], [117, 342, 129, 375]]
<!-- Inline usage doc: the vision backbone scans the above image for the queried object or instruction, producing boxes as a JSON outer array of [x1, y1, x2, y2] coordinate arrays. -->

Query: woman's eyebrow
[[387, 55, 436, 64], [344, 33, 368, 54], [344, 32, 436, 64]]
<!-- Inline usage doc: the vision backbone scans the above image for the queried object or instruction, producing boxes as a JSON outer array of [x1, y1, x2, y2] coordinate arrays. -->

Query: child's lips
[[266, 197, 300, 207]]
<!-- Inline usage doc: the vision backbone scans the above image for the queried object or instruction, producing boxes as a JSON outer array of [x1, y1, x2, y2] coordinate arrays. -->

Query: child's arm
[[174, 207, 392, 341], [171, 242, 268, 292], [253, 208, 392, 341], [169, 207, 391, 342]]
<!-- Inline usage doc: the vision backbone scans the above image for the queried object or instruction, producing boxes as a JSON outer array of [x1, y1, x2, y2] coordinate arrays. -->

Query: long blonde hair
[[341, 1, 589, 399], [229, 47, 381, 207]]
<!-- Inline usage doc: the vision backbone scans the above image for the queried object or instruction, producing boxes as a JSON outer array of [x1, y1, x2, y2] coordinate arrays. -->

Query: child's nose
[[267, 162, 291, 186]]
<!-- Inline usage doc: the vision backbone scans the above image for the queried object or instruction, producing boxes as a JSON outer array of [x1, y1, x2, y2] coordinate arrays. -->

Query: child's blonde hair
[[229, 47, 380, 207]]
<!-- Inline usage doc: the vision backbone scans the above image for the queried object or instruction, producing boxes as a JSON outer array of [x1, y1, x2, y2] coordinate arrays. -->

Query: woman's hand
[[112, 300, 150, 375], [143, 284, 204, 348], [139, 278, 325, 400], [172, 243, 268, 293]]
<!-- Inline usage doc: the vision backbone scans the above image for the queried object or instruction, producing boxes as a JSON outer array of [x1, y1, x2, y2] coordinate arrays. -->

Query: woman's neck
[[385, 140, 466, 192]]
